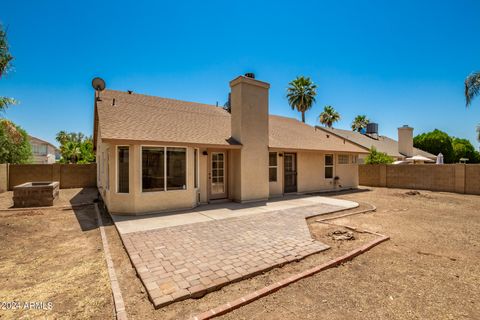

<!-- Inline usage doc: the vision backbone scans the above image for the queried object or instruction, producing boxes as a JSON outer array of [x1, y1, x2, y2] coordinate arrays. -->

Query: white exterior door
[[210, 152, 227, 199]]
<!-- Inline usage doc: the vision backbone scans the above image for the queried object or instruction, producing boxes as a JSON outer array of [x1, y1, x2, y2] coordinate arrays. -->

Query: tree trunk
[[301, 111, 305, 123]]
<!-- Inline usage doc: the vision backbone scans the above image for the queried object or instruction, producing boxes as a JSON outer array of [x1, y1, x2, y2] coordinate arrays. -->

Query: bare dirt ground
[[2, 187, 479, 319], [223, 187, 480, 320], [103, 187, 480, 320], [0, 188, 113, 319]]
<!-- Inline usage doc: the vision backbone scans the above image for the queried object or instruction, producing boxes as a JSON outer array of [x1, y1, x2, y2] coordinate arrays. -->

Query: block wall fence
[[359, 164, 480, 195], [0, 163, 97, 191]]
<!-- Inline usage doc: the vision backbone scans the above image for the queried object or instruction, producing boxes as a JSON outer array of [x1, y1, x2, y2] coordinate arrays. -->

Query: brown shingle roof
[[318, 127, 436, 159], [269, 116, 368, 153], [95, 89, 368, 153]]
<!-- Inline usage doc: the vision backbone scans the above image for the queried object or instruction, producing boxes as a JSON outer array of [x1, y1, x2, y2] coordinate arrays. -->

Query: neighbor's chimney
[[229, 74, 270, 202], [398, 125, 414, 157]]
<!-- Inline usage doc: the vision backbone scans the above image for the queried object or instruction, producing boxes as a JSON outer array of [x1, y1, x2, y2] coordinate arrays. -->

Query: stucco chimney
[[229, 75, 270, 202], [398, 125, 414, 157]]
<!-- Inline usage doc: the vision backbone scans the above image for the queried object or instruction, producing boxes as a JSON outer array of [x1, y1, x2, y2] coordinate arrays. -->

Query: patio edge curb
[[193, 235, 389, 320], [95, 204, 128, 320], [193, 204, 387, 320]]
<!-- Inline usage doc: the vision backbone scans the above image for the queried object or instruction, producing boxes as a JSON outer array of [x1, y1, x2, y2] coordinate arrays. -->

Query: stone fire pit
[[13, 181, 60, 208]]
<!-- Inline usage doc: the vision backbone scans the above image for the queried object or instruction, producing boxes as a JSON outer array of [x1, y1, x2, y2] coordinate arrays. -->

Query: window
[[117, 146, 129, 193], [325, 154, 334, 179], [167, 147, 186, 190], [194, 149, 199, 188], [33, 144, 48, 156], [338, 154, 349, 165], [142, 146, 187, 192], [142, 147, 165, 192], [269, 152, 277, 182]]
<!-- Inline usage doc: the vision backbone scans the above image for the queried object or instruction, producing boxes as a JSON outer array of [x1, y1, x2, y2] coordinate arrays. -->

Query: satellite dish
[[91, 77, 106, 91]]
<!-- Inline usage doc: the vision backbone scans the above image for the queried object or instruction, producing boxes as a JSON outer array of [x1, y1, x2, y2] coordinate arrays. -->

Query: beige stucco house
[[94, 75, 368, 215], [317, 125, 436, 164], [28, 135, 59, 164]]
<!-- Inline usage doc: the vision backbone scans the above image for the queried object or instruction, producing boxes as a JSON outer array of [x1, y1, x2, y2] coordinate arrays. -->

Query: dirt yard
[[1, 187, 479, 319], [99, 187, 480, 320], [223, 188, 480, 320], [0, 188, 113, 319]]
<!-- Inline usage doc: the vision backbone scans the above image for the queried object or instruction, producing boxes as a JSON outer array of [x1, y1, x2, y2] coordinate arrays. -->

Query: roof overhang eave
[[101, 137, 242, 149]]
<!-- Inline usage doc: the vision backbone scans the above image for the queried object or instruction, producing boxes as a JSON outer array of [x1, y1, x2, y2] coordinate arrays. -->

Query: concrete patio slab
[[113, 196, 359, 308], [112, 195, 358, 234]]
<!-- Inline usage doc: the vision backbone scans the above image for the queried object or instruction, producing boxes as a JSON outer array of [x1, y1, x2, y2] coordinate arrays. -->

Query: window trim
[[116, 145, 130, 194], [194, 148, 199, 189], [269, 152, 278, 182], [140, 145, 189, 193], [325, 154, 334, 180]]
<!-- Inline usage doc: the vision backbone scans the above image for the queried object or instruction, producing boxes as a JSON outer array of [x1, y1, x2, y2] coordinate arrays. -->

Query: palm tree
[[351, 115, 370, 132], [61, 141, 81, 163], [465, 72, 480, 106], [286, 76, 317, 123], [56, 131, 69, 145], [0, 25, 16, 112], [319, 105, 340, 128]]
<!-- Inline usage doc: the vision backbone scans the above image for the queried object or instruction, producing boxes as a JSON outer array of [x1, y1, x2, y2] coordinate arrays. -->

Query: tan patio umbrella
[[406, 155, 435, 164]]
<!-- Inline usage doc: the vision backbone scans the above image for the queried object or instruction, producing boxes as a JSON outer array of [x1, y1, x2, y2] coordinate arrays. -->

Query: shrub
[[365, 147, 394, 164]]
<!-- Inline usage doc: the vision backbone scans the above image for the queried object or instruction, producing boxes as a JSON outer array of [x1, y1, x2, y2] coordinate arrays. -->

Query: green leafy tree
[[452, 138, 480, 163], [465, 71, 480, 106], [0, 120, 32, 164], [365, 147, 394, 164], [319, 105, 340, 128], [414, 129, 454, 163], [56, 131, 95, 164], [286, 76, 317, 123], [0, 25, 17, 111], [351, 115, 370, 132]]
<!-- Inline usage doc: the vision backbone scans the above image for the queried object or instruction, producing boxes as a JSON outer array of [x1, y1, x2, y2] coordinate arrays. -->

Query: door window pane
[[325, 154, 334, 179], [269, 152, 277, 182], [117, 146, 129, 193], [269, 167, 277, 182], [167, 147, 186, 190], [325, 166, 333, 179], [142, 147, 165, 192]]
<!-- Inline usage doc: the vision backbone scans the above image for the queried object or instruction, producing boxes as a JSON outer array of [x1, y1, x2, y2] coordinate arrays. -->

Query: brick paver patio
[[119, 202, 345, 308]]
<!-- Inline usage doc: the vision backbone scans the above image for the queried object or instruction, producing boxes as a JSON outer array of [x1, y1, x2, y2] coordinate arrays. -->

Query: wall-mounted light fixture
[[202, 151, 208, 156], [279, 153, 283, 157]]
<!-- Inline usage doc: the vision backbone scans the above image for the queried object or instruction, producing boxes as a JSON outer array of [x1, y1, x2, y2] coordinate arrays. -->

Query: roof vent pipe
[[127, 90, 133, 94], [244, 73, 255, 79], [112, 98, 116, 106]]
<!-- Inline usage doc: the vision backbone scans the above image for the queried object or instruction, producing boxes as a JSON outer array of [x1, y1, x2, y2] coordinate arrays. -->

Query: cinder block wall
[[359, 164, 480, 195], [0, 164, 8, 193], [8, 164, 97, 190]]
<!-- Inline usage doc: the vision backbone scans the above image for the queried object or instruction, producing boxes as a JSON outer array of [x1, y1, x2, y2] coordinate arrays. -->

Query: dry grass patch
[[0, 204, 113, 319]]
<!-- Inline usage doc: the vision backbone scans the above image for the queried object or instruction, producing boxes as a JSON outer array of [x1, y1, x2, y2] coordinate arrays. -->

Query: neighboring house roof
[[317, 127, 436, 159], [95, 90, 368, 153], [28, 135, 59, 151]]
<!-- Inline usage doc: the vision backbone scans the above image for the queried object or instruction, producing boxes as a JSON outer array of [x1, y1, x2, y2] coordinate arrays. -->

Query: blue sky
[[1, 0, 480, 148]]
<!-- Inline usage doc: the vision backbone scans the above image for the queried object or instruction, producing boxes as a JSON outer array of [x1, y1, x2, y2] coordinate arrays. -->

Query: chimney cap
[[229, 75, 270, 89], [244, 72, 255, 79]]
